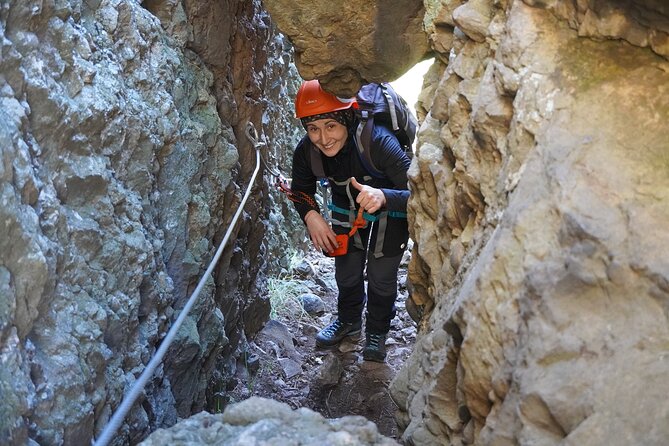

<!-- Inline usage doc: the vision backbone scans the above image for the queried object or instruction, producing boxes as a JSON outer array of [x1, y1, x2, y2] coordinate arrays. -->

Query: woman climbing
[[290, 79, 411, 362]]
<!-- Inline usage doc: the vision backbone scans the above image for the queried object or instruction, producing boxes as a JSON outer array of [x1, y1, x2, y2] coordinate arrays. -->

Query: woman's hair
[[300, 109, 356, 130]]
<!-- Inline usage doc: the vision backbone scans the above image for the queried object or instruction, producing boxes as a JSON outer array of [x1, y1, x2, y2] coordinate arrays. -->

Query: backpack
[[354, 82, 418, 178], [309, 82, 418, 180]]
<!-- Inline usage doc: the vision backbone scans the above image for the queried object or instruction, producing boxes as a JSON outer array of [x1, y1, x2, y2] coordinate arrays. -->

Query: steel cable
[[93, 122, 263, 446]]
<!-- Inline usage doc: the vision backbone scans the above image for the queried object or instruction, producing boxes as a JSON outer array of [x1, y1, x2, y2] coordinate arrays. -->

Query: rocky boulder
[[390, 1, 669, 445], [262, 0, 431, 96], [139, 396, 398, 446]]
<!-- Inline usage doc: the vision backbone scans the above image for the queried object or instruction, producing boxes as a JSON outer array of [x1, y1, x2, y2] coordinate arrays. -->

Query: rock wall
[[262, 0, 431, 96], [394, 1, 669, 445], [0, 0, 302, 444], [3, 0, 669, 444], [266, 0, 669, 445]]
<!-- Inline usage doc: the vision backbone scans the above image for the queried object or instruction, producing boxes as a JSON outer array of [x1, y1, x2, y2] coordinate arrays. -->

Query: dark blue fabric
[[334, 249, 403, 333], [291, 124, 410, 333], [291, 125, 410, 214], [291, 125, 410, 257]]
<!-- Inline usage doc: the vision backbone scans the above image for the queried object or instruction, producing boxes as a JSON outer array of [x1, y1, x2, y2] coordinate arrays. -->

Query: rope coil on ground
[[93, 122, 263, 446]]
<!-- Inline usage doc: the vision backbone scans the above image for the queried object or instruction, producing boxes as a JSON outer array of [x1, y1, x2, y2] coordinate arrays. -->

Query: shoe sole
[[315, 329, 362, 348], [362, 351, 386, 362]]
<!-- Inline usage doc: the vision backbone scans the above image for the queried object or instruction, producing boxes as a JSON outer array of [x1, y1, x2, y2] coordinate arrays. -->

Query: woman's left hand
[[350, 177, 386, 214]]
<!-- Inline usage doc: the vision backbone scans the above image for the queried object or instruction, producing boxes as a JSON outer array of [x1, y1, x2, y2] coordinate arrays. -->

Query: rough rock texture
[[0, 0, 302, 444], [139, 396, 399, 445], [262, 0, 431, 96], [390, 1, 669, 445], [258, 2, 669, 443], [4, 0, 669, 444]]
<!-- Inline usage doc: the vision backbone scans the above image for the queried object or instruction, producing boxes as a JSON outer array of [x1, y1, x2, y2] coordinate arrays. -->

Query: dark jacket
[[291, 125, 411, 256]]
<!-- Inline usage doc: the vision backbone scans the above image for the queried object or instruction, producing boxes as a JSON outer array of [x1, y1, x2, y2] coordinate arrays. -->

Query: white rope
[[94, 122, 264, 446]]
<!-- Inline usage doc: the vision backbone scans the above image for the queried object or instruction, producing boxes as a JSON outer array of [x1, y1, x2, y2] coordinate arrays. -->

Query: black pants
[[334, 249, 404, 334]]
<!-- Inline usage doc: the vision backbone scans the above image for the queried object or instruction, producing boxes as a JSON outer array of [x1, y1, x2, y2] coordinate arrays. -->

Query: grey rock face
[[139, 397, 399, 445], [0, 0, 301, 444], [3, 0, 668, 444]]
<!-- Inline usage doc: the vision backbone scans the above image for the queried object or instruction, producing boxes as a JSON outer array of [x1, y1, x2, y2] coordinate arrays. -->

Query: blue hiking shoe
[[363, 332, 387, 362], [315, 319, 362, 347]]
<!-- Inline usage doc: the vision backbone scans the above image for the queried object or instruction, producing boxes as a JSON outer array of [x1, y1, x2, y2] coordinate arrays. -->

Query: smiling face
[[305, 118, 349, 157]]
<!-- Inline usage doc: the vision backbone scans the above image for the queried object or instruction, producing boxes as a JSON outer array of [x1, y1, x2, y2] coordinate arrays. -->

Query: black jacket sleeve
[[290, 136, 319, 222], [369, 127, 411, 213]]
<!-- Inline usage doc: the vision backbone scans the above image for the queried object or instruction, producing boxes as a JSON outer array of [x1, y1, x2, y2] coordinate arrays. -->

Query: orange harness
[[326, 207, 366, 257]]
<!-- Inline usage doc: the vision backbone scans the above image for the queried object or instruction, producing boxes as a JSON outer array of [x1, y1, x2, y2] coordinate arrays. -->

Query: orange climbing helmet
[[295, 79, 357, 118]]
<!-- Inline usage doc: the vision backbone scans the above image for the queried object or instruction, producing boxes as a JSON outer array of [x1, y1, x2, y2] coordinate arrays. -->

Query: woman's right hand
[[304, 210, 338, 254]]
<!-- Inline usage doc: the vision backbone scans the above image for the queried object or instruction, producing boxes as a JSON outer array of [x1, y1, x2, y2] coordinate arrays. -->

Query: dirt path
[[227, 250, 416, 440]]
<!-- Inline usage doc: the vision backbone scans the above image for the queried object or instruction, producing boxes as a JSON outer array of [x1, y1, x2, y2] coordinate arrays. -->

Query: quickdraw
[[275, 175, 319, 210], [244, 123, 319, 211]]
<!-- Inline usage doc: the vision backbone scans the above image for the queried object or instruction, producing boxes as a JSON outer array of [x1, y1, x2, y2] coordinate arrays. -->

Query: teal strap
[[388, 210, 408, 218], [327, 203, 407, 220], [328, 203, 377, 222]]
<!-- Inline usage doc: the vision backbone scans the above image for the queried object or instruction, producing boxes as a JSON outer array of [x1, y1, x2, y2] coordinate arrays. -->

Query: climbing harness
[[257, 128, 407, 258], [324, 176, 407, 259], [304, 135, 409, 258], [272, 158, 407, 258], [93, 122, 264, 446], [326, 206, 366, 257]]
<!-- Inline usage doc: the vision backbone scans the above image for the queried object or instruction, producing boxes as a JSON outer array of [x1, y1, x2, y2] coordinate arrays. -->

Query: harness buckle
[[324, 208, 366, 257]]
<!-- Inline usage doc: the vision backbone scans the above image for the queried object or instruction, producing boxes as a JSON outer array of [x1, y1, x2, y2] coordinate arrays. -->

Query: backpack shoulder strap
[[380, 84, 399, 131], [354, 116, 385, 179], [309, 143, 326, 179]]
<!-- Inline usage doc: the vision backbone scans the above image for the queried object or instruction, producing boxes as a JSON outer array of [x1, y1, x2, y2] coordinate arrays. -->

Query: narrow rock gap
[[225, 247, 417, 439], [213, 61, 433, 439], [3, 1, 668, 445]]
